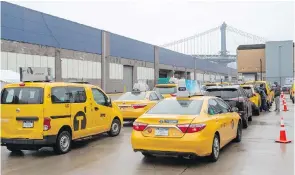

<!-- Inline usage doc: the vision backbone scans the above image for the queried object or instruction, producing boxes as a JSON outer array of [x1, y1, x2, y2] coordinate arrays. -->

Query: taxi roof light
[[20, 67, 53, 82], [133, 80, 149, 92], [176, 79, 202, 98]]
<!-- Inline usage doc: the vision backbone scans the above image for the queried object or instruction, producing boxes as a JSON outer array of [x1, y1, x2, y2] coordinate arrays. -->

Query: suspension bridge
[[161, 22, 267, 67]]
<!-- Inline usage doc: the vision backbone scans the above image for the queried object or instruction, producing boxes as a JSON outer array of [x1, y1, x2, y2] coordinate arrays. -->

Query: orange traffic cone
[[275, 117, 291, 143], [282, 98, 289, 111]]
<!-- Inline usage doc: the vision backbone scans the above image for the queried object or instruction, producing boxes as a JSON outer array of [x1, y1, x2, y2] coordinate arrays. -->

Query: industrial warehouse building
[[237, 41, 294, 85], [1, 2, 237, 93]]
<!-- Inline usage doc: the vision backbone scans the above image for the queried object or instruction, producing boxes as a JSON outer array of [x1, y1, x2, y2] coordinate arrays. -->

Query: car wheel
[[242, 114, 249, 129], [208, 134, 220, 162], [53, 130, 72, 154], [108, 118, 121, 137], [234, 121, 242, 142]]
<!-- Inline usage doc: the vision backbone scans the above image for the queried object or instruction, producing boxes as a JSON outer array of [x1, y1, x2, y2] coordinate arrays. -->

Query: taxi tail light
[[132, 104, 147, 109], [170, 93, 177, 97], [177, 124, 206, 133], [43, 117, 51, 131], [133, 122, 148, 131]]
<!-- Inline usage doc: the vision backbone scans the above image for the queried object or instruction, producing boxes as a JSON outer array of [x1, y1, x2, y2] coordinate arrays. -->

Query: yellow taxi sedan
[[131, 96, 242, 162], [154, 84, 177, 98], [114, 91, 163, 121]]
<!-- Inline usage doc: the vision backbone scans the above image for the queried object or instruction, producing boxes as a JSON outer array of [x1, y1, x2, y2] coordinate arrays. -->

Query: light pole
[[260, 58, 262, 81], [278, 46, 282, 85]]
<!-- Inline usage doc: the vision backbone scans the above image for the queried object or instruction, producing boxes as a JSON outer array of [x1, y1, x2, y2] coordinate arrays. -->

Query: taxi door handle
[[94, 107, 99, 111], [65, 104, 70, 108]]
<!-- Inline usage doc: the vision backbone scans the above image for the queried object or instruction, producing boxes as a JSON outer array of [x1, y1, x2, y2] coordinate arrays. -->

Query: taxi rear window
[[1, 87, 43, 104], [147, 99, 203, 115], [117, 92, 146, 100], [154, 87, 177, 94]]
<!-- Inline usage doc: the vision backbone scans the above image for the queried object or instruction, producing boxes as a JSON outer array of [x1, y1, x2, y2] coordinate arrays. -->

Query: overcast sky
[[9, 1, 295, 48]]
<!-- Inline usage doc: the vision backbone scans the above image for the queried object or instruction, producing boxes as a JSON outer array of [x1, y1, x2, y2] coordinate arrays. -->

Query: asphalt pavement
[[1, 96, 294, 175]]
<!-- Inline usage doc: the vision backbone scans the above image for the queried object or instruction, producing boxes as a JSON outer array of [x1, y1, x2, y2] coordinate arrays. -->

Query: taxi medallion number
[[23, 121, 34, 128], [155, 128, 168, 136]]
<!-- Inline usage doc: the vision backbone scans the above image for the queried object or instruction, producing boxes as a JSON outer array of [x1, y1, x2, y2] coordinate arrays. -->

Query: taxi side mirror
[[106, 98, 112, 107], [231, 107, 239, 113]]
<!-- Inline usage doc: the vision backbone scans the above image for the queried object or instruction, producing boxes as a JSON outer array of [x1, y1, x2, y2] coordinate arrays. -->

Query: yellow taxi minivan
[[241, 84, 261, 116], [1, 81, 123, 154], [244, 81, 274, 106]]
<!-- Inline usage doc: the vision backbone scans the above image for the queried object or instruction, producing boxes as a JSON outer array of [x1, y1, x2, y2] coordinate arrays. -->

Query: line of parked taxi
[[0, 71, 273, 163]]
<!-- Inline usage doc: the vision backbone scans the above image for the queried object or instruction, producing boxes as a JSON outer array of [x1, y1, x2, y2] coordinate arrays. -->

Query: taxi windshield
[[117, 92, 146, 100], [242, 87, 253, 95], [147, 99, 203, 115], [205, 89, 239, 99], [154, 87, 177, 94]]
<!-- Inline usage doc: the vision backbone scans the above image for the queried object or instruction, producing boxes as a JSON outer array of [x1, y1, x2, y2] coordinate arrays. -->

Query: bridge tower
[[220, 22, 227, 57]]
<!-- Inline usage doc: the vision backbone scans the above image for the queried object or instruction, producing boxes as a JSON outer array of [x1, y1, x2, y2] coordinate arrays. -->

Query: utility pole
[[278, 46, 282, 85], [260, 58, 263, 81]]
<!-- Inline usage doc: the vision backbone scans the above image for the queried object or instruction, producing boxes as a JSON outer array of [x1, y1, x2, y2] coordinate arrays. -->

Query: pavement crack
[[179, 166, 189, 175]]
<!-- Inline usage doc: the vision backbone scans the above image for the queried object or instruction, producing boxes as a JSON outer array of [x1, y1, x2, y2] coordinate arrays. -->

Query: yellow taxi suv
[[131, 80, 242, 162], [244, 81, 274, 107], [1, 74, 123, 154], [114, 90, 163, 121], [290, 83, 295, 104], [241, 84, 261, 116]]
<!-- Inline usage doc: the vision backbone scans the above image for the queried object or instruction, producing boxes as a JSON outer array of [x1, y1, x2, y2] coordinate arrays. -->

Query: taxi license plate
[[155, 128, 168, 136], [23, 121, 34, 128]]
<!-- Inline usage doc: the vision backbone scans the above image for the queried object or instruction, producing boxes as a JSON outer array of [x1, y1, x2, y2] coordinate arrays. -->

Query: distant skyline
[[9, 1, 294, 48]]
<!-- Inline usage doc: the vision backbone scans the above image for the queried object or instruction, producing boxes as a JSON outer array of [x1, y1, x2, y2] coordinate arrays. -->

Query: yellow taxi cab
[[1, 67, 123, 154], [241, 84, 261, 116], [290, 83, 295, 104], [131, 79, 242, 162], [114, 90, 163, 121], [244, 81, 274, 106], [154, 78, 179, 98]]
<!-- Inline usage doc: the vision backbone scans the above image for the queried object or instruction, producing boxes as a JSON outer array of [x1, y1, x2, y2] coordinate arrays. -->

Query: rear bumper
[[131, 131, 211, 157], [1, 135, 57, 146]]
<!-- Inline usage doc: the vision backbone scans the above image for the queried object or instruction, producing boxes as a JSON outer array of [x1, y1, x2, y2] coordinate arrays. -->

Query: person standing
[[259, 84, 269, 112], [273, 82, 281, 112]]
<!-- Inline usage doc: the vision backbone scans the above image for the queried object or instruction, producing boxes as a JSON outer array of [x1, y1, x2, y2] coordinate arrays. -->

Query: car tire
[[208, 134, 220, 162], [142, 152, 154, 158], [242, 114, 248, 129], [6, 146, 21, 152], [53, 130, 72, 154], [254, 108, 260, 116], [234, 121, 242, 142], [108, 118, 121, 137]]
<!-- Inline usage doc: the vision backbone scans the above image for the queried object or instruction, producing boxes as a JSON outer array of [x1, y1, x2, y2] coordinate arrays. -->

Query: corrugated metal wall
[[1, 2, 102, 54], [265, 40, 294, 85], [109, 33, 154, 62], [1, 1, 237, 76]]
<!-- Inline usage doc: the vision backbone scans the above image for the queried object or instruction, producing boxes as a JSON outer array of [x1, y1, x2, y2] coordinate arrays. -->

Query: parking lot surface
[[1, 98, 294, 175]]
